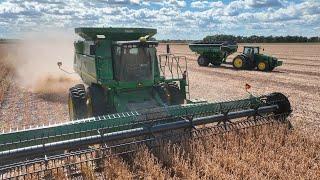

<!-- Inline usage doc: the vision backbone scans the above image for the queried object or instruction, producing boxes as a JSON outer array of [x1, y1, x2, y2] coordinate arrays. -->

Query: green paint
[[189, 43, 282, 70], [0, 28, 280, 153], [0, 96, 265, 151]]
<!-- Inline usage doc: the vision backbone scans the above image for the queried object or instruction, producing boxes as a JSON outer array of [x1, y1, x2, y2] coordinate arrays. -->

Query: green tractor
[[232, 46, 282, 71], [189, 42, 282, 71]]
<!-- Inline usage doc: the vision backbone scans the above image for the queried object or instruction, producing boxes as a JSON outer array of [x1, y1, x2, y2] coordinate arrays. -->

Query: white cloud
[[130, 0, 140, 4], [191, 1, 224, 9], [0, 0, 319, 38], [224, 0, 248, 16], [0, 1, 25, 13], [245, 0, 284, 8]]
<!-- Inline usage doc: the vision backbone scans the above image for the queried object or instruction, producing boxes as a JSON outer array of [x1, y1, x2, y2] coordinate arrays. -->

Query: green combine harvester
[[189, 42, 282, 71], [0, 28, 292, 179]]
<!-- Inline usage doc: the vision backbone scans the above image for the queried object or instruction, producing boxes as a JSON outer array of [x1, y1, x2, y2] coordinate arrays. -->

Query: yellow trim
[[258, 62, 266, 71], [81, 71, 96, 81], [234, 58, 243, 68], [68, 95, 74, 120]]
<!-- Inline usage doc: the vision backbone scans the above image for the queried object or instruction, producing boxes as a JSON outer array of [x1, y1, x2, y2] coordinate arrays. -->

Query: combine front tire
[[68, 84, 87, 120], [197, 56, 209, 66], [167, 83, 185, 105], [87, 84, 108, 117], [155, 83, 185, 105]]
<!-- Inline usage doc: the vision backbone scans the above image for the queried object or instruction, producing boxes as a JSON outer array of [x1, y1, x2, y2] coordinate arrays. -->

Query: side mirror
[[90, 45, 96, 55], [57, 61, 74, 74], [57, 61, 62, 68]]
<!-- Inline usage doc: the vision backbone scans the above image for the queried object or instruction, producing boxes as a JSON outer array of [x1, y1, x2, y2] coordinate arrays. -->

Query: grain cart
[[0, 28, 292, 179], [189, 41, 238, 66], [189, 42, 282, 71]]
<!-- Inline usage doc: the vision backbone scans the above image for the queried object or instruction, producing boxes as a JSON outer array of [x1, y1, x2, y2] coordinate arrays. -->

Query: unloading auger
[[0, 28, 292, 179]]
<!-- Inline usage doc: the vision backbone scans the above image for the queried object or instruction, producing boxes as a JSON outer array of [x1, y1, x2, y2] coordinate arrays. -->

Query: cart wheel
[[197, 56, 209, 66], [211, 61, 222, 66]]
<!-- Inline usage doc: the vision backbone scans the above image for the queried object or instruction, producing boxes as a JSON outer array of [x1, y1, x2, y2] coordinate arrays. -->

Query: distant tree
[[201, 35, 320, 43]]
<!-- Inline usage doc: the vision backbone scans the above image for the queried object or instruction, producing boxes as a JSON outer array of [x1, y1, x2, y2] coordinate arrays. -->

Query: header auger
[[0, 27, 292, 179]]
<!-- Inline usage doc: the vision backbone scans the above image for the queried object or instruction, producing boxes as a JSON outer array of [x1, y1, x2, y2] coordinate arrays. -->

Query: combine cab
[[189, 42, 282, 71], [0, 28, 292, 179]]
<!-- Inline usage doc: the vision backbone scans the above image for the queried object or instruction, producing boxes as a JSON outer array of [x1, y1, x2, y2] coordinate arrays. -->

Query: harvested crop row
[[0, 54, 14, 104], [36, 124, 319, 179]]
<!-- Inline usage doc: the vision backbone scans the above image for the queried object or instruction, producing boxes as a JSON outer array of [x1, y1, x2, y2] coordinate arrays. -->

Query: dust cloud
[[8, 31, 81, 96]]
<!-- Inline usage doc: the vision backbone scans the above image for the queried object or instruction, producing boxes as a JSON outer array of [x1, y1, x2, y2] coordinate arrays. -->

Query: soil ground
[[0, 43, 319, 179], [158, 43, 320, 138]]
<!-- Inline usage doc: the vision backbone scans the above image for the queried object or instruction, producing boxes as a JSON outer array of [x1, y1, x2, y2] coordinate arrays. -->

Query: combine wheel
[[68, 84, 87, 120], [87, 84, 108, 117], [232, 56, 245, 69], [155, 83, 185, 105], [257, 61, 269, 71], [197, 55, 209, 66], [167, 83, 185, 105]]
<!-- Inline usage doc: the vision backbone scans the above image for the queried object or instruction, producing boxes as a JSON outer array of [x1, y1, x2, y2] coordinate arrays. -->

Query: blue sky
[[0, 0, 319, 39]]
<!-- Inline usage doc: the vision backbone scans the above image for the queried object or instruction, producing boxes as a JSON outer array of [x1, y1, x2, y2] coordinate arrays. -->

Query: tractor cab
[[243, 46, 260, 62], [243, 46, 259, 55]]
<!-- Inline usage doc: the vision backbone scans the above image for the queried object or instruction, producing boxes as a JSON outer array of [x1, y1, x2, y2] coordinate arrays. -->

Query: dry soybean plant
[[0, 56, 14, 103], [40, 124, 319, 179]]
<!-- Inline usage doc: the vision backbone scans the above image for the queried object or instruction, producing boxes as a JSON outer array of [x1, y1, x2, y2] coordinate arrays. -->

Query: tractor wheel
[[68, 84, 87, 120], [257, 61, 269, 71], [87, 84, 108, 117], [232, 56, 246, 69], [167, 83, 185, 105], [197, 56, 209, 66]]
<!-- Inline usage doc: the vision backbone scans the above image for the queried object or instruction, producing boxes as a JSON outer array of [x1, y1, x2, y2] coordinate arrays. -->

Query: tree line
[[0, 39, 20, 44], [159, 35, 320, 43], [203, 35, 320, 43]]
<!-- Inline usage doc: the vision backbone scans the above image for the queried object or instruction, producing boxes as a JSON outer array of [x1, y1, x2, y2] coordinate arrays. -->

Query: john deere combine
[[0, 28, 292, 179], [189, 42, 282, 71]]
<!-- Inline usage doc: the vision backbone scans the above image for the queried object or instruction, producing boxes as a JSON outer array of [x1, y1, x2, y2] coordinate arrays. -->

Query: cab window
[[244, 48, 252, 55]]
